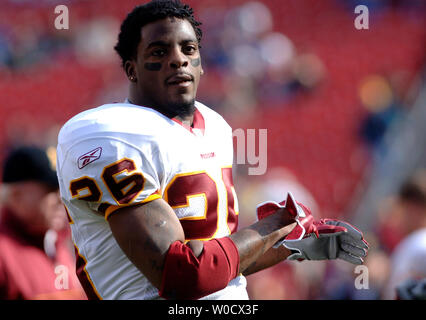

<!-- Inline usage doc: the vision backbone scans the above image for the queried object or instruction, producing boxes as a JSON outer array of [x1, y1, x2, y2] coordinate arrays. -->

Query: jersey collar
[[172, 108, 205, 136], [124, 98, 206, 135], [124, 99, 206, 136]]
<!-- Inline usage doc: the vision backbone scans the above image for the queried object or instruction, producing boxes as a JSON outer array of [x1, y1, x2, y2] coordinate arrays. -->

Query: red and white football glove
[[256, 192, 369, 265]]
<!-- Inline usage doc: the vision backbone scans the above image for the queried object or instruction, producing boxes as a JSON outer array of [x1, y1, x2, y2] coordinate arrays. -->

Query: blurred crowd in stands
[[0, 0, 425, 299]]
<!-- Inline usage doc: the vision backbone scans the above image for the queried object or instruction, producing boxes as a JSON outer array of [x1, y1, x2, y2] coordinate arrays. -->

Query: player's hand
[[256, 192, 369, 264], [257, 192, 345, 247], [283, 219, 369, 265]]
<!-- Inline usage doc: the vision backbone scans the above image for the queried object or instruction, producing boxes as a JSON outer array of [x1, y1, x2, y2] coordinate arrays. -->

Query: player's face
[[132, 17, 203, 117]]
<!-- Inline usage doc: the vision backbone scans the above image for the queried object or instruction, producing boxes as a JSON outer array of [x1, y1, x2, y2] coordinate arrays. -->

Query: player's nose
[[169, 46, 189, 69]]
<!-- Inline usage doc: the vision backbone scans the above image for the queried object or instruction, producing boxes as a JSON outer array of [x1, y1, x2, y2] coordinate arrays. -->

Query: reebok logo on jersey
[[78, 147, 102, 169]]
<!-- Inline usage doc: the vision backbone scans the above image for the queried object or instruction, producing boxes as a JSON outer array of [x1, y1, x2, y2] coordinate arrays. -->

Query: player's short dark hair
[[114, 0, 203, 69]]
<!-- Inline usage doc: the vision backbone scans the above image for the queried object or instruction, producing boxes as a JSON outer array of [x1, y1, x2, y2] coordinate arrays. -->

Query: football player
[[56, 0, 368, 300]]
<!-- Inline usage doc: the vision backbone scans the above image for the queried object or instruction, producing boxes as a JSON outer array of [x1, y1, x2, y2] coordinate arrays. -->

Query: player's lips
[[165, 73, 194, 86]]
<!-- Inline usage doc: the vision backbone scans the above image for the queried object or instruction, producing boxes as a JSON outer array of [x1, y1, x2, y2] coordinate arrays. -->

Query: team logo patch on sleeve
[[78, 147, 102, 169]]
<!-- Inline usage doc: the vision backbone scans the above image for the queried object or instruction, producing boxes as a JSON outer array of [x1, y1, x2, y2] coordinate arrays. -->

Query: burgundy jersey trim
[[74, 246, 102, 300], [172, 108, 205, 135]]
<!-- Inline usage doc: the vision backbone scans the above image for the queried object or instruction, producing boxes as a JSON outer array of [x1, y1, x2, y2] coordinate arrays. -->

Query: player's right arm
[[108, 197, 296, 299]]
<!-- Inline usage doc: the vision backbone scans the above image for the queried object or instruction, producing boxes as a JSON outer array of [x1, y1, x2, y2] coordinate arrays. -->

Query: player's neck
[[174, 114, 194, 127], [128, 92, 195, 126]]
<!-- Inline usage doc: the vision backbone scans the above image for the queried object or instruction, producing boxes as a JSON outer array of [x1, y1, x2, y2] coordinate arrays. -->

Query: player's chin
[[167, 90, 196, 106], [165, 96, 196, 117]]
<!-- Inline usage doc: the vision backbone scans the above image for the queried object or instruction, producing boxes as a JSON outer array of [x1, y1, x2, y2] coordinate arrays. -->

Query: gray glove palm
[[283, 219, 369, 265]]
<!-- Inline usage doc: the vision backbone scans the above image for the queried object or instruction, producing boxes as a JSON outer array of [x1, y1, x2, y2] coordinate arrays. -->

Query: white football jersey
[[56, 101, 248, 300]]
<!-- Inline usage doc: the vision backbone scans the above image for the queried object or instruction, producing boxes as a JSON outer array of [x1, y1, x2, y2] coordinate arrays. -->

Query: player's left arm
[[242, 245, 292, 276]]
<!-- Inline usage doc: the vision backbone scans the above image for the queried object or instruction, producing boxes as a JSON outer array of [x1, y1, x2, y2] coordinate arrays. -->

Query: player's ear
[[125, 60, 137, 83]]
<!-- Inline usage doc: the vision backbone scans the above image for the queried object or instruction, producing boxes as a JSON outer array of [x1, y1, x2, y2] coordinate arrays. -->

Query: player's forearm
[[229, 210, 296, 275], [187, 210, 295, 275], [242, 245, 292, 276]]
